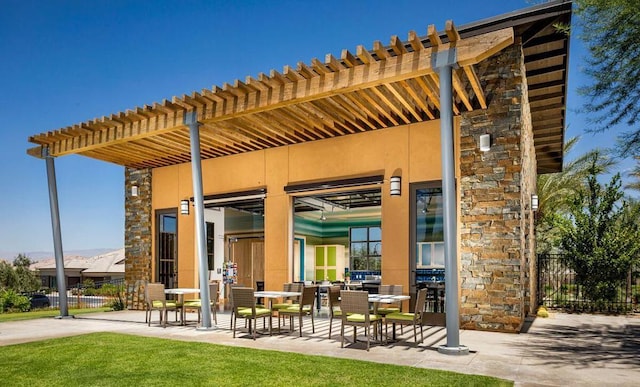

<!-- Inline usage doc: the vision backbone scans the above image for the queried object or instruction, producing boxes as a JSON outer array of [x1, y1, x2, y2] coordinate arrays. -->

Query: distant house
[[30, 249, 124, 288]]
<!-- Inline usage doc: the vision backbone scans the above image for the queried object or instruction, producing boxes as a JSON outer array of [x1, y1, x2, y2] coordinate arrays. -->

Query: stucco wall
[[150, 119, 451, 292]]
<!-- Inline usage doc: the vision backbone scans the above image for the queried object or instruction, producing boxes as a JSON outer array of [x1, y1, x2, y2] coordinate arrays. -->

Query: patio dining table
[[164, 288, 200, 326], [253, 290, 301, 309]]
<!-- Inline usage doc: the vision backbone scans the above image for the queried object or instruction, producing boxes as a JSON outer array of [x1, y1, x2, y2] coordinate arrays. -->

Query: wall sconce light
[[180, 199, 190, 215], [531, 194, 539, 211], [131, 185, 138, 197], [390, 176, 401, 196], [479, 134, 491, 152]]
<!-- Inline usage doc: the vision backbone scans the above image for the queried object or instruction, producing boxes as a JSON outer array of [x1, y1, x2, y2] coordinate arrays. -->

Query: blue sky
[[0, 0, 635, 255]]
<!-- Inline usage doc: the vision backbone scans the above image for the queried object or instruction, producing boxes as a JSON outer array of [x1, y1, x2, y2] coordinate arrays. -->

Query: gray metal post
[[185, 111, 214, 329], [433, 49, 468, 355], [43, 148, 70, 318]]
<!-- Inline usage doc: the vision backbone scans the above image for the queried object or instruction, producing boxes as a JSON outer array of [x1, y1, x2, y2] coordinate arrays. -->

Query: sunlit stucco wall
[[150, 119, 458, 293]]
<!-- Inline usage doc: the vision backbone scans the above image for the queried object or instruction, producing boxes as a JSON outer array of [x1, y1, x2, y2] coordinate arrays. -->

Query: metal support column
[[433, 49, 468, 355], [185, 111, 215, 330], [43, 147, 70, 318]]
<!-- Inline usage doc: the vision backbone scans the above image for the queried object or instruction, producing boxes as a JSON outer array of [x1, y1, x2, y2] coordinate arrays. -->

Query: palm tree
[[625, 156, 640, 193], [535, 137, 616, 253]]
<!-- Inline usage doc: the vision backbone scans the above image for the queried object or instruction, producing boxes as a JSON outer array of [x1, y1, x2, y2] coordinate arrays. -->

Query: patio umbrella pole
[[433, 48, 468, 355], [43, 147, 70, 318], [185, 111, 215, 330]]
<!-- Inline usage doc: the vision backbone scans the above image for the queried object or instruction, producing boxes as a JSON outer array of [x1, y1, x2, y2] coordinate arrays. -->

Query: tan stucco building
[[28, 1, 572, 332]]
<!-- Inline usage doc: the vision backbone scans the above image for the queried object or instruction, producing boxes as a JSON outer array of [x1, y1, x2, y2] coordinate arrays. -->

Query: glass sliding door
[[156, 209, 178, 288]]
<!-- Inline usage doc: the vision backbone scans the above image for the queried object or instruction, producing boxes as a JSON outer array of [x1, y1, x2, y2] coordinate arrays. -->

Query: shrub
[[0, 289, 30, 313]]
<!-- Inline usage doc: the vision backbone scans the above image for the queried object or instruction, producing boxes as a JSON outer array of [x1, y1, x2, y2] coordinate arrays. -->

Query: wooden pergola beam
[[28, 25, 513, 160]]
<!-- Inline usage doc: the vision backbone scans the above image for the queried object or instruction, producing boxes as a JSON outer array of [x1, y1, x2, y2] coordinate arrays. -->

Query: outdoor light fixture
[[180, 199, 190, 215], [479, 134, 491, 152], [531, 194, 539, 211], [390, 176, 401, 196], [131, 185, 138, 197]]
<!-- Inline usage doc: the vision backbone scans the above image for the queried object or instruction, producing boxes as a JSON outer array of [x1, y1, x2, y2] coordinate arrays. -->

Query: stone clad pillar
[[125, 167, 152, 289], [458, 43, 536, 332]]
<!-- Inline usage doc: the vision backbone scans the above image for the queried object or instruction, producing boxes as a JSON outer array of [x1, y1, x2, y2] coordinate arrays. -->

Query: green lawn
[[0, 308, 112, 322], [1, 332, 512, 386]]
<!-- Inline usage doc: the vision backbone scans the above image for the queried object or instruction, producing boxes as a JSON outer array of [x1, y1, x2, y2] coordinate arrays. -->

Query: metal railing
[[537, 254, 639, 313], [44, 278, 126, 309]]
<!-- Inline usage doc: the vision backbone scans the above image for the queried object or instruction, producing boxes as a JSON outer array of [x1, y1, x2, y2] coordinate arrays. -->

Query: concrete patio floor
[[1, 309, 638, 386]]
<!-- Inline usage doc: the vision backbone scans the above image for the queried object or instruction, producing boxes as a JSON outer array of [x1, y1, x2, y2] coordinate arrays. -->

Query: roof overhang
[[27, 1, 571, 174]]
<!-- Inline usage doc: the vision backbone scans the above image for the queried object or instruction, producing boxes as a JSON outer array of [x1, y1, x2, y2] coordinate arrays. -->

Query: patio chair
[[231, 287, 272, 340], [182, 281, 219, 325], [271, 282, 302, 324], [340, 290, 382, 351], [278, 285, 317, 336], [145, 282, 180, 328], [376, 284, 403, 315], [384, 288, 428, 343], [327, 285, 341, 339]]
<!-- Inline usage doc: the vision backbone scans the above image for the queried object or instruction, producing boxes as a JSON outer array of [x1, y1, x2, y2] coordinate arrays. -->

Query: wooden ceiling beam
[[463, 65, 487, 109], [330, 94, 378, 130], [399, 79, 435, 119], [341, 92, 388, 128], [383, 82, 422, 121], [452, 68, 473, 111], [354, 89, 400, 126], [370, 86, 412, 125]]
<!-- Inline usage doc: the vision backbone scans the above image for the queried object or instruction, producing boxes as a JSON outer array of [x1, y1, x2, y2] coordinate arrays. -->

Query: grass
[[1, 332, 512, 386], [0, 308, 112, 322]]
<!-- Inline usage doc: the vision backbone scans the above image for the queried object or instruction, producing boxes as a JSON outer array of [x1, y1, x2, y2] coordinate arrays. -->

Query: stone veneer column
[[458, 42, 536, 332], [124, 167, 152, 287]]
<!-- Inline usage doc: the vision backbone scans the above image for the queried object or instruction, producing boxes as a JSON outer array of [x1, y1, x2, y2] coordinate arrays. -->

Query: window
[[414, 186, 444, 268], [206, 222, 215, 270], [349, 226, 381, 271]]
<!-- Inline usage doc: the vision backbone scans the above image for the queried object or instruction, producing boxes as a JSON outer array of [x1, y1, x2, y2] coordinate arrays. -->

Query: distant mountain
[[0, 248, 119, 262]]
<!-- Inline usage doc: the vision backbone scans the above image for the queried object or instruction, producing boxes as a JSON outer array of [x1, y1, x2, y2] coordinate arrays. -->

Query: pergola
[[26, 2, 572, 174], [26, 0, 571, 353]]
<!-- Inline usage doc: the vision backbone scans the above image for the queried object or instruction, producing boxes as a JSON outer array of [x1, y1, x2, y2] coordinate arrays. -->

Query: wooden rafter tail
[[427, 24, 442, 47], [372, 40, 389, 59], [341, 49, 358, 68], [407, 30, 424, 52], [390, 35, 407, 55], [325, 53, 344, 71], [445, 20, 460, 45], [356, 45, 375, 65]]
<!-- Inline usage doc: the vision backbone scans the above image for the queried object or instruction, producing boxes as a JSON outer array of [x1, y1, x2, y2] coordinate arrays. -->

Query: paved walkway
[[1, 310, 638, 386]]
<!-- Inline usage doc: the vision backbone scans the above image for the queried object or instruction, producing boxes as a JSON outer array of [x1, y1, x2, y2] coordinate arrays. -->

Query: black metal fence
[[45, 278, 126, 309], [537, 254, 639, 313]]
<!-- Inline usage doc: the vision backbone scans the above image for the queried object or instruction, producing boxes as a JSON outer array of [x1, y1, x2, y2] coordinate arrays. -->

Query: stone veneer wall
[[459, 42, 537, 332], [124, 167, 152, 287], [519, 47, 538, 318]]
